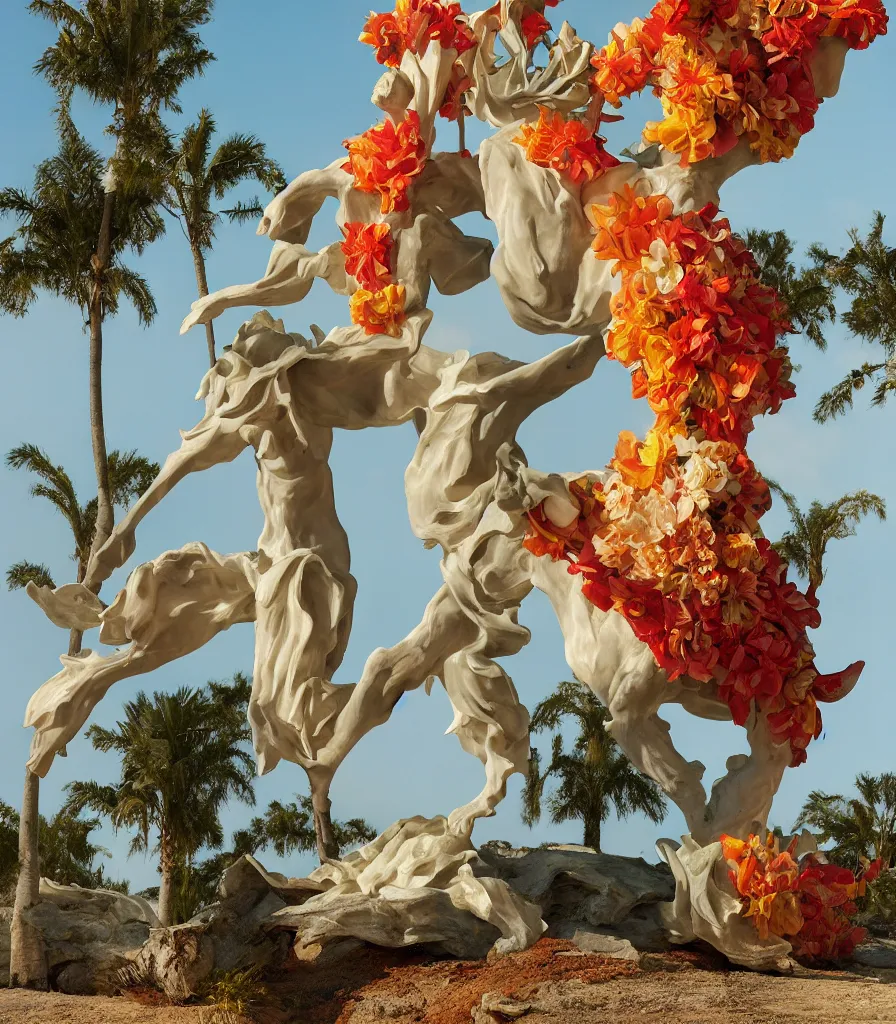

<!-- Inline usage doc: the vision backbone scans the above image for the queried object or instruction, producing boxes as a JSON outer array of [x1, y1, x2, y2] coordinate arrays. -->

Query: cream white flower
[[642, 238, 684, 295]]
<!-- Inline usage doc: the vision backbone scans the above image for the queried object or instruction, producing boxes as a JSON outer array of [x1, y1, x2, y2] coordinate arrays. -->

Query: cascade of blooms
[[346, 0, 489, 335], [525, 184, 858, 766], [591, 0, 887, 165], [721, 833, 883, 959], [341, 111, 427, 334]]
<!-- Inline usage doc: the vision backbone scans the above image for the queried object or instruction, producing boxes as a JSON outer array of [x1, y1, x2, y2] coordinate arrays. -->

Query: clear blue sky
[[0, 1, 893, 891]]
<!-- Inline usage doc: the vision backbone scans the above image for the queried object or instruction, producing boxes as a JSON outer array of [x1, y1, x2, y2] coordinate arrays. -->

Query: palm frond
[[221, 199, 264, 224], [6, 560, 55, 591]]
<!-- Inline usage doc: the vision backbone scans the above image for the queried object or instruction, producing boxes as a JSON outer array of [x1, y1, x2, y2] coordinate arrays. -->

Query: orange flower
[[349, 283, 407, 336], [612, 429, 673, 490], [592, 26, 654, 105], [644, 110, 718, 166], [343, 111, 428, 213], [592, 185, 675, 271], [515, 107, 620, 184], [360, 11, 406, 67], [342, 222, 394, 291]]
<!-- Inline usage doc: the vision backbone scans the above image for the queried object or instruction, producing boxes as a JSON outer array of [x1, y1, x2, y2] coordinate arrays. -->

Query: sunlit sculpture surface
[[24, 0, 887, 969]]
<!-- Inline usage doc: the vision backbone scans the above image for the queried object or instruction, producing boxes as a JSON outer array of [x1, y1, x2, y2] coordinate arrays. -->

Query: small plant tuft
[[200, 965, 268, 1024]]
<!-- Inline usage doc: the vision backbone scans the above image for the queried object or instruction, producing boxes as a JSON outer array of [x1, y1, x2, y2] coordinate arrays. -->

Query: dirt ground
[[0, 940, 893, 1024]]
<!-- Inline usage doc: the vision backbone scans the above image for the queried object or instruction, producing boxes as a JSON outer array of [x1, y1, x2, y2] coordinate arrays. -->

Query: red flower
[[521, 9, 551, 49], [343, 111, 428, 214], [341, 222, 394, 291]]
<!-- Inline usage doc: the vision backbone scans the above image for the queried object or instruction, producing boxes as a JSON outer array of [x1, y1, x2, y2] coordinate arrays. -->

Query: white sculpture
[[21, 0, 885, 967]]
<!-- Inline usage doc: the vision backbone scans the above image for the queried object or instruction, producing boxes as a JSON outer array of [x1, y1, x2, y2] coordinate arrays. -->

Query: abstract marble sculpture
[[24, 0, 887, 969]]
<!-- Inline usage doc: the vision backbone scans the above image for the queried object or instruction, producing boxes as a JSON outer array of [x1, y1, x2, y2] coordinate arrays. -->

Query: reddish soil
[[0, 939, 893, 1024]]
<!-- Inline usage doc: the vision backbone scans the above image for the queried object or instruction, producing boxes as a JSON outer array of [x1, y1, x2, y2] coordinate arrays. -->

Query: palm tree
[[233, 794, 377, 861], [809, 213, 896, 420], [28, 0, 214, 562], [0, 800, 126, 900], [522, 680, 667, 852], [141, 797, 377, 923], [3, 439, 156, 987], [164, 110, 286, 366], [64, 676, 255, 926], [6, 442, 158, 655], [0, 127, 162, 572], [767, 482, 886, 597], [745, 228, 837, 351], [794, 773, 896, 872]]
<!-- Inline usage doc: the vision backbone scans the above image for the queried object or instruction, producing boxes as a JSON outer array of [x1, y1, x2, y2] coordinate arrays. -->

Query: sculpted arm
[[84, 405, 248, 590], [258, 158, 350, 244]]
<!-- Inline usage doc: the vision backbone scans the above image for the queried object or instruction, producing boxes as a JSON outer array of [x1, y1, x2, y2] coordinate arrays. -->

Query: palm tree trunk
[[9, 769, 48, 989], [311, 791, 340, 863], [85, 187, 116, 571], [583, 817, 602, 853], [190, 242, 216, 368], [68, 629, 84, 657], [158, 831, 175, 928]]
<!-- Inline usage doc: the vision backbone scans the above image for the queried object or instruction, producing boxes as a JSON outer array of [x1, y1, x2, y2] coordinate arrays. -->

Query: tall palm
[[767, 482, 886, 597], [794, 773, 896, 872], [809, 213, 896, 420], [522, 680, 667, 852], [0, 127, 161, 572], [6, 442, 158, 654], [147, 797, 376, 923], [28, 0, 214, 561], [746, 228, 837, 351], [3, 438, 156, 987], [165, 110, 286, 366], [64, 677, 255, 926]]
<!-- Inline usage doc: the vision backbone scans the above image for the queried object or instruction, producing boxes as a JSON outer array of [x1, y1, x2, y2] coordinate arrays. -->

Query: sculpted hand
[[26, 581, 104, 631], [180, 293, 226, 335]]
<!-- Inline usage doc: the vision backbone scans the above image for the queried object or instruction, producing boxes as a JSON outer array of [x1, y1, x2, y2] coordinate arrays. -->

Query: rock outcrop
[[0, 880, 159, 994]]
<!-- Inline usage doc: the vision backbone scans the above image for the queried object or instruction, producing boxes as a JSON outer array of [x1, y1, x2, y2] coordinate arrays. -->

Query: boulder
[[134, 923, 216, 1002], [268, 884, 503, 960], [134, 855, 296, 999], [22, 880, 159, 994], [551, 928, 641, 961], [478, 843, 675, 952], [852, 939, 896, 970]]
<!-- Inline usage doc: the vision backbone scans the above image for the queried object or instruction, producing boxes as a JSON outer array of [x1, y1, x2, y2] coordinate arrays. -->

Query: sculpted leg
[[308, 584, 477, 781], [250, 550, 358, 777], [605, 668, 710, 842], [25, 544, 257, 777], [531, 554, 710, 839], [702, 711, 793, 841], [441, 524, 534, 836]]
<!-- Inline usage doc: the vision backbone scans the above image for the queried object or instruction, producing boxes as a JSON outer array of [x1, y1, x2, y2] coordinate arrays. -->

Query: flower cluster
[[525, 185, 859, 764], [721, 833, 882, 957], [514, 107, 621, 184], [360, 0, 476, 68], [349, 284, 408, 336], [341, 222, 407, 336], [343, 111, 428, 215], [590, 0, 888, 164]]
